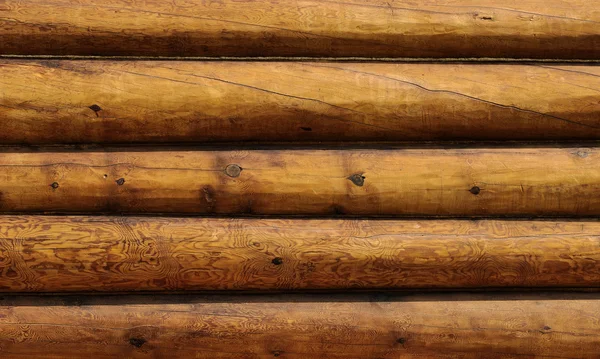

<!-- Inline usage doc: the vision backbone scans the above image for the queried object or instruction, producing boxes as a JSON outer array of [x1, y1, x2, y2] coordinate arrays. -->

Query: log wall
[[2, 1, 599, 358]]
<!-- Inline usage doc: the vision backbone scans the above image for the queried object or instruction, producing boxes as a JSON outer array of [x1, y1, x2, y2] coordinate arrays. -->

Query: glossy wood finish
[[1, 0, 600, 58], [0, 292, 599, 358], [1, 216, 600, 292], [2, 61, 600, 144], [0, 147, 598, 216]]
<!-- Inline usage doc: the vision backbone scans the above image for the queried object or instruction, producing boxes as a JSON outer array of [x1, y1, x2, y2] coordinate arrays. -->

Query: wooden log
[[2, 61, 600, 144], [0, 147, 598, 216], [0, 292, 598, 358], [1, 216, 600, 292], [1, 0, 600, 59]]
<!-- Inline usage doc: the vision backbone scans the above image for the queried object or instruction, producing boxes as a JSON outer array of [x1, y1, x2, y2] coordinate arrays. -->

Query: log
[[1, 0, 600, 59], [0, 147, 598, 216], [0, 292, 598, 358], [1, 216, 600, 292], [2, 61, 600, 144]]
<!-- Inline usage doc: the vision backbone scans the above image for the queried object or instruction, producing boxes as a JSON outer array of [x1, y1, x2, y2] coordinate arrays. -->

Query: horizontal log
[[0, 292, 598, 358], [1, 0, 600, 58], [2, 61, 600, 144], [1, 216, 600, 292], [0, 147, 598, 216]]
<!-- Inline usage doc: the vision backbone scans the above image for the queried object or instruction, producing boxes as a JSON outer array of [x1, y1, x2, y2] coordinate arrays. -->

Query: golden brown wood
[[1, 216, 600, 292], [0, 147, 598, 216], [1, 0, 600, 58], [0, 292, 598, 358], [2, 61, 600, 144]]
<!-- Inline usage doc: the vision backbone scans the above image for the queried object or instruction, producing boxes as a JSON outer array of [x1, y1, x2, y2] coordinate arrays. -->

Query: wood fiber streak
[[2, 61, 600, 144], [0, 293, 598, 358], [1, 0, 600, 58], [1, 216, 600, 292], [0, 148, 598, 216]]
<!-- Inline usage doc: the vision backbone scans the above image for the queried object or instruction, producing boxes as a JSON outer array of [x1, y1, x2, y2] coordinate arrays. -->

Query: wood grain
[[1, 0, 600, 58], [2, 61, 600, 144], [0, 292, 598, 358], [1, 216, 600, 292], [0, 147, 598, 216]]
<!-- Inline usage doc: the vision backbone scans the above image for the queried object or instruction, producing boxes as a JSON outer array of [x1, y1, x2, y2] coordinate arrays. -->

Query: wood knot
[[116, 178, 126, 186], [469, 186, 481, 195], [224, 164, 242, 178], [473, 13, 494, 20], [397, 338, 406, 344], [202, 186, 215, 211], [272, 351, 282, 357], [272, 257, 283, 265], [129, 338, 146, 348], [347, 173, 365, 187], [300, 127, 312, 131], [88, 104, 102, 117], [50, 182, 59, 189]]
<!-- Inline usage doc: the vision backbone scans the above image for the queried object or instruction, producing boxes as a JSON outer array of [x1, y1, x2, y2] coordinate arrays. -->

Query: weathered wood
[[1, 0, 600, 58], [0, 147, 598, 216], [0, 292, 598, 358], [1, 216, 600, 292], [2, 61, 600, 144]]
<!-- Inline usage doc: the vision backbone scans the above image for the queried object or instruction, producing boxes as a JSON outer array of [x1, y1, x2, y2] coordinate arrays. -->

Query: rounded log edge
[[1, 216, 600, 292], [1, 0, 600, 59], [0, 292, 598, 358]]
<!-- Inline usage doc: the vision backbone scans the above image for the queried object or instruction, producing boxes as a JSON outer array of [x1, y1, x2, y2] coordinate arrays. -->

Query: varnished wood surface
[[1, 216, 600, 292], [2, 61, 600, 144], [0, 292, 598, 358], [0, 147, 598, 216], [1, 0, 600, 58]]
